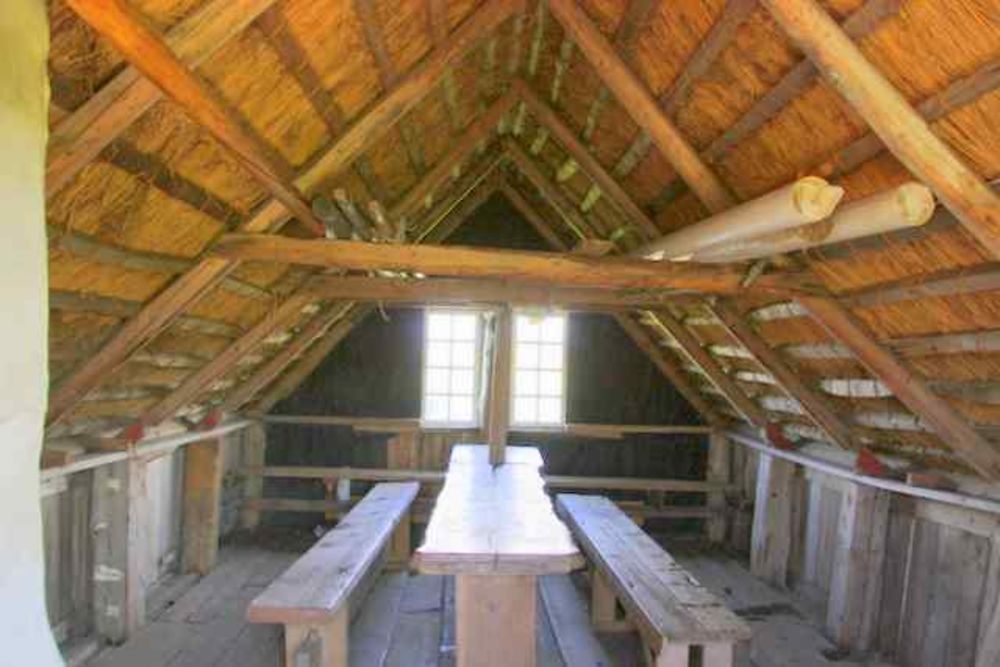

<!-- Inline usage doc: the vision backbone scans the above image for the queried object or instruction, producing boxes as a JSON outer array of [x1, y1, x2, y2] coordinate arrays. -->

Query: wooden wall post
[[182, 439, 224, 575], [240, 422, 267, 531], [825, 482, 890, 650], [750, 453, 797, 587], [706, 431, 730, 543], [486, 306, 513, 465], [91, 459, 146, 643]]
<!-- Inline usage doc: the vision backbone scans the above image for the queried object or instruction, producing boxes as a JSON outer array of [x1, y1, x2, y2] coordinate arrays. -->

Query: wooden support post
[[283, 607, 348, 667], [241, 422, 267, 530], [825, 482, 890, 651], [182, 439, 223, 575], [487, 306, 513, 465], [91, 459, 146, 643], [590, 567, 630, 632], [706, 431, 730, 543], [977, 534, 1000, 667], [456, 574, 537, 667], [387, 511, 411, 571], [750, 453, 797, 587]]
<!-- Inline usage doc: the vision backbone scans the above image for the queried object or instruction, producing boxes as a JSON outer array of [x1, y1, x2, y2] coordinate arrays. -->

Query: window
[[512, 312, 566, 426], [422, 310, 482, 426]]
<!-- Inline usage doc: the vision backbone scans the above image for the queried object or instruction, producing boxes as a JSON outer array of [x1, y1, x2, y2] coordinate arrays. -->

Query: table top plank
[[557, 493, 751, 646], [247, 482, 419, 624], [414, 445, 583, 575]]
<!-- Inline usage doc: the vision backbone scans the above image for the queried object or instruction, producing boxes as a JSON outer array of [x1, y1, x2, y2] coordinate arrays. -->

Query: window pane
[[451, 341, 475, 368], [540, 315, 565, 343], [516, 342, 539, 369], [426, 368, 450, 393], [516, 316, 541, 342], [538, 397, 562, 424], [452, 313, 477, 341], [539, 343, 563, 370], [539, 371, 561, 396], [514, 397, 537, 423], [427, 313, 451, 340], [424, 395, 448, 422], [450, 369, 474, 395], [427, 341, 450, 367], [449, 395, 474, 422], [515, 369, 538, 396]]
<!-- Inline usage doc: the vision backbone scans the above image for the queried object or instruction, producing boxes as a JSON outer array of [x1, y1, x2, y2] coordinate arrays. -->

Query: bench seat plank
[[414, 445, 583, 575], [248, 482, 418, 625], [557, 494, 750, 649]]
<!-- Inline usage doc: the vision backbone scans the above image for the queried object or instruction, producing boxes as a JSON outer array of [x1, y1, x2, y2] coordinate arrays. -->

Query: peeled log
[[693, 183, 935, 263], [634, 177, 844, 260]]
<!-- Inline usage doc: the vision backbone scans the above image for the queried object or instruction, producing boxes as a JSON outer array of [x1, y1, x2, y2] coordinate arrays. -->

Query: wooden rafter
[[708, 299, 857, 450], [47, 0, 277, 198], [761, 0, 1000, 259], [65, 0, 324, 235], [547, 0, 736, 214], [644, 311, 768, 427], [798, 296, 1000, 479], [498, 182, 571, 251], [839, 264, 1000, 309]]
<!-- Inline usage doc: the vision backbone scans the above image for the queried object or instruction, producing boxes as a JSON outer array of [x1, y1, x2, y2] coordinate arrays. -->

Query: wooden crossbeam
[[513, 79, 661, 239], [761, 0, 1000, 259], [212, 234, 807, 295], [547, 0, 736, 214], [139, 294, 314, 426], [302, 275, 688, 309], [644, 311, 769, 427], [47, 0, 276, 198], [708, 299, 857, 450], [65, 0, 324, 235], [798, 296, 1000, 479]]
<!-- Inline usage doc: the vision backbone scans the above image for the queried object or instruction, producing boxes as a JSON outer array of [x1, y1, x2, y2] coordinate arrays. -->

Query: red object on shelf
[[856, 447, 892, 478]]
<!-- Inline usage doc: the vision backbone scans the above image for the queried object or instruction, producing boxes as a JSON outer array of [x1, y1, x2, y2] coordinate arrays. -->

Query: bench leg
[[386, 511, 410, 571], [654, 643, 690, 667], [591, 568, 631, 633], [702, 642, 734, 667], [456, 574, 536, 667], [283, 606, 348, 667]]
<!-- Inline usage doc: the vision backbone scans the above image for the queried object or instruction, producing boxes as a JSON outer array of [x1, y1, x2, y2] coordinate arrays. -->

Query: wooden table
[[413, 445, 583, 667]]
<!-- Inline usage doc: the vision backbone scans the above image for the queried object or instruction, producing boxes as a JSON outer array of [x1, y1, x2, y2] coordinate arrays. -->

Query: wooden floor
[[85, 536, 894, 667]]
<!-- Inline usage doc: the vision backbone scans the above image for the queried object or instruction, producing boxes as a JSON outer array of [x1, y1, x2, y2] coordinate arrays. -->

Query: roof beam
[[212, 234, 806, 295], [498, 182, 571, 251], [547, 0, 736, 213], [65, 0, 324, 234], [761, 0, 1000, 259], [302, 275, 690, 309], [47, 0, 276, 198], [839, 264, 1000, 309], [708, 299, 857, 450], [643, 311, 769, 426], [797, 296, 1000, 479]]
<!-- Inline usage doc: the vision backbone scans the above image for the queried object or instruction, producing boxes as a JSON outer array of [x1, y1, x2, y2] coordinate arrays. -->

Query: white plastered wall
[[0, 0, 62, 662]]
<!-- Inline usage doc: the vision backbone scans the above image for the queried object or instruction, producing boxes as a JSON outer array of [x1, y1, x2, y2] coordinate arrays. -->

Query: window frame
[[509, 310, 568, 429], [420, 308, 486, 429]]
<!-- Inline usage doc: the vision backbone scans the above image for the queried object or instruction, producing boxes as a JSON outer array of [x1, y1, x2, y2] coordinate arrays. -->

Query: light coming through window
[[512, 312, 566, 426], [422, 311, 481, 426]]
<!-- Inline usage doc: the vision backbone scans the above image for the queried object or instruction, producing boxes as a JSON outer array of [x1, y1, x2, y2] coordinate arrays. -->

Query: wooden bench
[[247, 482, 419, 667], [557, 494, 751, 667]]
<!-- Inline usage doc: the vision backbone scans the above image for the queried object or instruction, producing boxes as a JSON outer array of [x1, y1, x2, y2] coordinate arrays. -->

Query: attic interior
[[3, 0, 999, 664]]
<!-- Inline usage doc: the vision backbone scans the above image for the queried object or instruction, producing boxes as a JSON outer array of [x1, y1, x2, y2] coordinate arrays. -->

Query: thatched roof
[[45, 0, 1000, 477]]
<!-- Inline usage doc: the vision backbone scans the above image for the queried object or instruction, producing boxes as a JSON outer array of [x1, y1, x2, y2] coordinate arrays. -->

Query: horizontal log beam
[[212, 234, 811, 295]]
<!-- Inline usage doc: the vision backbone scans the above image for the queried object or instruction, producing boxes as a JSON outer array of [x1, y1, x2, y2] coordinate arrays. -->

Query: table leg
[[455, 574, 536, 667], [283, 606, 348, 667]]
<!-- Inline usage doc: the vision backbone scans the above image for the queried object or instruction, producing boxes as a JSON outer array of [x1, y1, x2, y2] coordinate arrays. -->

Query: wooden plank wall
[[740, 439, 1000, 667]]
